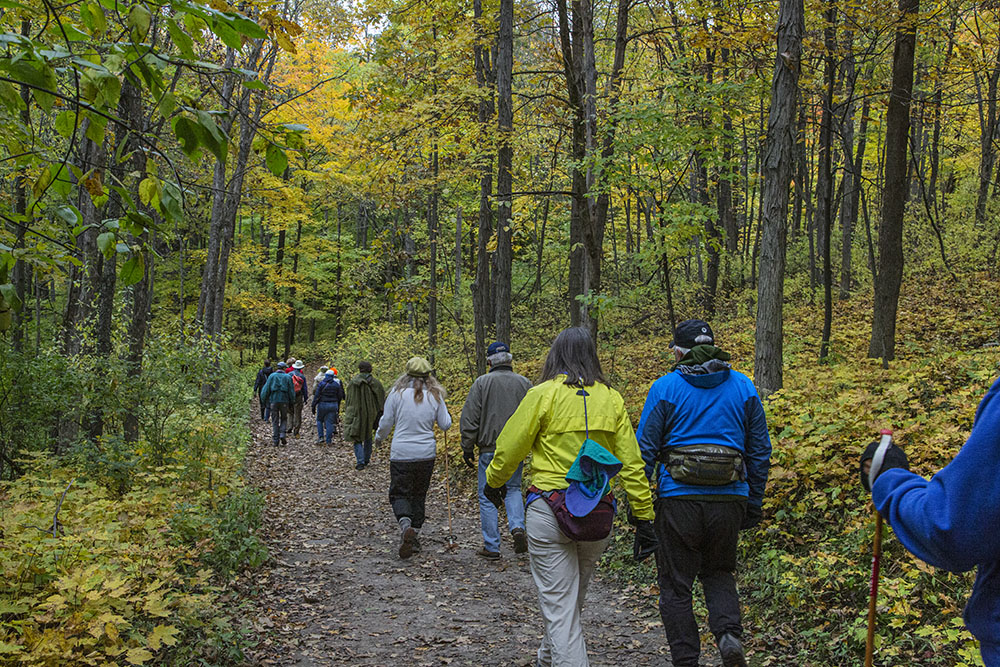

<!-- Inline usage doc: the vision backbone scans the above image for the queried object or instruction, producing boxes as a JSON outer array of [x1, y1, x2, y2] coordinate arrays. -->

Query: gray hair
[[487, 351, 513, 367]]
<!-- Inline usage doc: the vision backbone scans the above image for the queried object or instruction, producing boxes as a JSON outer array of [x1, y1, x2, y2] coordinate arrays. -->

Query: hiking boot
[[280, 438, 287, 446], [412, 535, 421, 554], [356, 463, 366, 470], [512, 528, 528, 554], [477, 548, 500, 561], [718, 633, 747, 667], [399, 527, 417, 559]]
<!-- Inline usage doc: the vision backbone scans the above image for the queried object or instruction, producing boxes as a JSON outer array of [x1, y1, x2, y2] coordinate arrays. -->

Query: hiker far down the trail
[[460, 340, 533, 561], [253, 358, 275, 422], [484, 327, 656, 667], [636, 318, 772, 667], [259, 361, 296, 447], [312, 367, 345, 445], [375, 356, 452, 560], [860, 375, 1000, 667], [343, 360, 386, 470], [284, 359, 309, 438]]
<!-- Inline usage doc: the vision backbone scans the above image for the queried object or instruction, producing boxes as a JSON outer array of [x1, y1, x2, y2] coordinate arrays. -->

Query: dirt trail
[[244, 379, 694, 666]]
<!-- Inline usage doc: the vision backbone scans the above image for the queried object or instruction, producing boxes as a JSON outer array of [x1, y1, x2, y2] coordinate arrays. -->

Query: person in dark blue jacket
[[253, 359, 274, 421], [862, 375, 1000, 666], [311, 370, 345, 445], [636, 319, 771, 667]]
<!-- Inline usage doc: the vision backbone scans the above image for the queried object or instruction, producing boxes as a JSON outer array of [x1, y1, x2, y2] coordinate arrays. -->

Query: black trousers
[[654, 497, 745, 667], [388, 459, 436, 529]]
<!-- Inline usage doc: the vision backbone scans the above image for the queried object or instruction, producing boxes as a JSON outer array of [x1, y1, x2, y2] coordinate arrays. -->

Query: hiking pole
[[442, 428, 458, 551], [865, 428, 893, 667]]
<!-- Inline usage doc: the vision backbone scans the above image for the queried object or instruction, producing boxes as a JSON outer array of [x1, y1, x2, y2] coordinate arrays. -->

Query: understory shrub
[[0, 331, 264, 665]]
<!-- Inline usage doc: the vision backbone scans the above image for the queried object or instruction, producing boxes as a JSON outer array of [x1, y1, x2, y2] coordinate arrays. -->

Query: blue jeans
[[270, 403, 288, 444], [316, 402, 339, 443], [478, 451, 525, 552], [354, 438, 372, 466]]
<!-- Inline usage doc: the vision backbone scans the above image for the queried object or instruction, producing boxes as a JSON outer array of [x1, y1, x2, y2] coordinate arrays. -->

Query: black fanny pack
[[661, 444, 746, 486]]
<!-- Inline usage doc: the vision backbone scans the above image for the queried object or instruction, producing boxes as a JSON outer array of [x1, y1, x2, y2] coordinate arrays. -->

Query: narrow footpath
[[244, 379, 700, 666]]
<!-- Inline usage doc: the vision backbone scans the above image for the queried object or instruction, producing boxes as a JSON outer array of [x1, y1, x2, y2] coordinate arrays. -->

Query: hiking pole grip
[[865, 428, 892, 667]]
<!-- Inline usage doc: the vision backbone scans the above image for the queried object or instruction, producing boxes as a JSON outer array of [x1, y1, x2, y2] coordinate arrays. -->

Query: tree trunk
[[841, 93, 871, 299], [975, 49, 1000, 227], [869, 0, 919, 361], [817, 0, 837, 359], [754, 0, 803, 396], [472, 0, 495, 374], [494, 0, 513, 345]]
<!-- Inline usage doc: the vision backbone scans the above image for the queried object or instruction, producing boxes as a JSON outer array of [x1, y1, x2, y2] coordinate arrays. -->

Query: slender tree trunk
[[928, 14, 957, 210], [818, 0, 837, 359], [472, 0, 495, 375], [869, 0, 919, 361], [268, 228, 285, 361], [10, 20, 32, 352], [494, 0, 513, 344], [842, 94, 871, 299], [754, 0, 803, 396], [975, 50, 1000, 227]]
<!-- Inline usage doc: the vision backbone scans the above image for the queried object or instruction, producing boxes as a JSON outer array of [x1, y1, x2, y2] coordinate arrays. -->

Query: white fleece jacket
[[376, 386, 452, 461]]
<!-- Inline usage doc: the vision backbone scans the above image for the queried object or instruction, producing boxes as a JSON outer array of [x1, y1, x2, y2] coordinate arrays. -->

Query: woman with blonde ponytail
[[375, 357, 452, 559]]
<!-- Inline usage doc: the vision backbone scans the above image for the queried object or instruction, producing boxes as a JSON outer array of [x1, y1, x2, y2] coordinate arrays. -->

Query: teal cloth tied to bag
[[564, 438, 622, 516]]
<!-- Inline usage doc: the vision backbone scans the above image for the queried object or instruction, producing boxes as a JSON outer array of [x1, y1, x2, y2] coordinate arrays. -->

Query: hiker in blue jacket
[[260, 361, 296, 447], [636, 319, 771, 667], [312, 369, 345, 445], [861, 375, 1000, 666]]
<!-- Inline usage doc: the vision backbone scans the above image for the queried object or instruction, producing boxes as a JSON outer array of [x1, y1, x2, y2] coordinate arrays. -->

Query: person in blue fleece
[[636, 319, 771, 667], [861, 375, 1000, 666]]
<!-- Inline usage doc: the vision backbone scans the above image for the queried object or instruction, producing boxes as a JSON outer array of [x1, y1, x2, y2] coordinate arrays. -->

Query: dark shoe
[[512, 528, 528, 554], [399, 527, 417, 559], [718, 633, 747, 667], [477, 548, 500, 561], [280, 438, 287, 446], [355, 463, 365, 470], [412, 535, 421, 554]]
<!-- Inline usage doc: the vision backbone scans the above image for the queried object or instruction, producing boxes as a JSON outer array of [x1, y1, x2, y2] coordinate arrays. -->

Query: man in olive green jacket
[[460, 341, 533, 559], [343, 361, 386, 470]]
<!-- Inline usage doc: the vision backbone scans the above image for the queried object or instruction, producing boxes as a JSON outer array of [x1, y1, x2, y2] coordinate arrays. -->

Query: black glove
[[859, 440, 909, 492], [462, 451, 476, 469], [741, 504, 762, 530], [311, 405, 316, 415], [483, 482, 504, 509], [633, 520, 658, 562]]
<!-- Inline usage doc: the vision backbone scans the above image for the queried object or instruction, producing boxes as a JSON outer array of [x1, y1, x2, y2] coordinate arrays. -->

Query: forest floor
[[240, 371, 722, 666]]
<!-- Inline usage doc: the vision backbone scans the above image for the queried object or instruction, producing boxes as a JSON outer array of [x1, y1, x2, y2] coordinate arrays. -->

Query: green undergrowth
[[0, 338, 266, 665]]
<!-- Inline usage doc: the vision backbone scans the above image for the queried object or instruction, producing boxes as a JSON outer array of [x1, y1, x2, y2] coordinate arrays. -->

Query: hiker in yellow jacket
[[485, 327, 657, 667]]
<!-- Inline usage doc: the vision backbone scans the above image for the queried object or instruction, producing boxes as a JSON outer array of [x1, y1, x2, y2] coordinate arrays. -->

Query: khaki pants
[[526, 500, 611, 667]]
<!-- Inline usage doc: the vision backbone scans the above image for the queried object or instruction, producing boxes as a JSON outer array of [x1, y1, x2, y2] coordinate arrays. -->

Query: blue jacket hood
[[679, 368, 730, 389]]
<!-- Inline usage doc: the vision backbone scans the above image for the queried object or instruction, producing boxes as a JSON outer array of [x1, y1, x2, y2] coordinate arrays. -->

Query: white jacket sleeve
[[436, 399, 453, 431], [375, 391, 398, 441]]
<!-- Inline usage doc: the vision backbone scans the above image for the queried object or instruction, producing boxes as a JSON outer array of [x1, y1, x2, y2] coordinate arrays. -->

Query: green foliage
[[0, 335, 263, 665]]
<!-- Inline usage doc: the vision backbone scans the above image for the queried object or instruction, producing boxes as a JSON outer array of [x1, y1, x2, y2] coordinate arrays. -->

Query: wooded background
[[2, 0, 1000, 661]]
